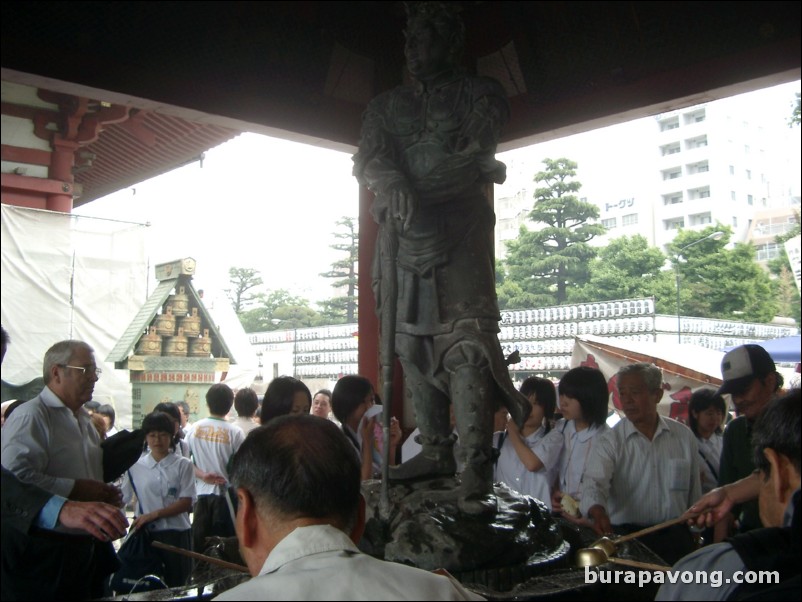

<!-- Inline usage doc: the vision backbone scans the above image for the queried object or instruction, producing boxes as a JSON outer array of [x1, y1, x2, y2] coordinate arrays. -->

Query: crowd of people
[[1, 319, 798, 600], [2, 2, 797, 599]]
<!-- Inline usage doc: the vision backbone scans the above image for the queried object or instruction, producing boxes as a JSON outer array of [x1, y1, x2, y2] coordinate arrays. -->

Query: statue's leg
[[444, 342, 496, 515], [389, 368, 456, 481]]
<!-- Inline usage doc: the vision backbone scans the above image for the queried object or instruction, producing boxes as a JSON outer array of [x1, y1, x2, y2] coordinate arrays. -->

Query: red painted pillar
[[358, 186, 379, 384], [47, 136, 77, 212]]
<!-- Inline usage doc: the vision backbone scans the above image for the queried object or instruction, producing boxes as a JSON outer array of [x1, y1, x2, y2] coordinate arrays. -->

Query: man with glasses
[[1, 339, 123, 600]]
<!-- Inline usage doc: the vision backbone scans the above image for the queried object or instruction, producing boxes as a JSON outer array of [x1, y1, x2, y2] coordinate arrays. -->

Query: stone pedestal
[[360, 477, 570, 591]]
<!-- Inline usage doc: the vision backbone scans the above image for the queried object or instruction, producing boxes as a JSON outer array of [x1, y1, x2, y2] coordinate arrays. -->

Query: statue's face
[[404, 23, 450, 80]]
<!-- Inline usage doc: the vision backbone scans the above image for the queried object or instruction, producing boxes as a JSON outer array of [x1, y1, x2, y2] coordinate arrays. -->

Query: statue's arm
[[353, 96, 413, 224]]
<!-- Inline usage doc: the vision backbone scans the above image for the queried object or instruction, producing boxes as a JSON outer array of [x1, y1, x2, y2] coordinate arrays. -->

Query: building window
[[663, 194, 683, 205], [660, 117, 679, 131], [729, 165, 735, 175], [732, 216, 738, 227], [748, 194, 754, 205], [687, 161, 709, 174], [730, 191, 736, 201], [746, 169, 751, 180], [756, 243, 781, 262], [683, 109, 706, 124], [622, 213, 638, 227], [660, 143, 681, 156], [602, 218, 617, 229], [662, 168, 682, 180], [686, 135, 708, 149], [664, 218, 685, 230], [688, 186, 711, 200], [690, 212, 712, 226]]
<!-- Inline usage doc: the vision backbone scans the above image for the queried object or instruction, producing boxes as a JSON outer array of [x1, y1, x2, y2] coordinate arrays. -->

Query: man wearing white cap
[[715, 344, 784, 541]]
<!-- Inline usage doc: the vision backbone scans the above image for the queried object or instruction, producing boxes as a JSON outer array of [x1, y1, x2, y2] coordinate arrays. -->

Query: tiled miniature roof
[[106, 276, 236, 367]]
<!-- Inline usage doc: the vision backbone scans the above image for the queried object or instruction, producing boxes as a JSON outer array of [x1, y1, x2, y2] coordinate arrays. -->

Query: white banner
[[1, 205, 149, 429]]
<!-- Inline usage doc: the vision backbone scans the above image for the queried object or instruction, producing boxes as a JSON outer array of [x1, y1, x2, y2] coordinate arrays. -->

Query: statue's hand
[[389, 184, 417, 232]]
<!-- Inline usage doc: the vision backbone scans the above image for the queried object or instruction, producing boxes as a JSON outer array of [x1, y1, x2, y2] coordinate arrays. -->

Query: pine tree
[[503, 158, 605, 306]]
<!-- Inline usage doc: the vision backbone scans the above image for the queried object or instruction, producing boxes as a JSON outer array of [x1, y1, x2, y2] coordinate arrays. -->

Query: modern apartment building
[[494, 84, 800, 257]]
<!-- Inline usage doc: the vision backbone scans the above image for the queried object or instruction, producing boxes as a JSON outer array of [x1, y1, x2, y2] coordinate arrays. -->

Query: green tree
[[238, 289, 320, 332], [571, 235, 666, 303], [503, 158, 605, 306], [770, 264, 801, 325], [320, 217, 358, 322], [767, 215, 801, 324], [656, 227, 777, 322], [225, 267, 263, 314], [316, 299, 350, 325]]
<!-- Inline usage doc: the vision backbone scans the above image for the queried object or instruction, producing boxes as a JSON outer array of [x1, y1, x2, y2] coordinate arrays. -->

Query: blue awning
[[723, 335, 801, 364]]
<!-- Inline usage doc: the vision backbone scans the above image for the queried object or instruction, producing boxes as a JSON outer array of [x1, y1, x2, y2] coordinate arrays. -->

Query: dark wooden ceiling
[[2, 1, 800, 204]]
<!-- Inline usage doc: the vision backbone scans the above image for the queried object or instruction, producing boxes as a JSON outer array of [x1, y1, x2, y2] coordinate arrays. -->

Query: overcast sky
[[75, 80, 801, 309]]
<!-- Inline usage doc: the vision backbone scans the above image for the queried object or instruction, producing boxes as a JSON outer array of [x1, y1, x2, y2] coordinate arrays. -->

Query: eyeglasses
[[58, 364, 102, 376]]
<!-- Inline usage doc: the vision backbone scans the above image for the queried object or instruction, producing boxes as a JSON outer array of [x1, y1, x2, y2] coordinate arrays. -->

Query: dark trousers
[[1, 528, 118, 601], [152, 528, 192, 588], [192, 493, 236, 553]]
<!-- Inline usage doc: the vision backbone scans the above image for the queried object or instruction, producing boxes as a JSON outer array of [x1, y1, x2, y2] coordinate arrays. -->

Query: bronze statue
[[353, 1, 530, 514]]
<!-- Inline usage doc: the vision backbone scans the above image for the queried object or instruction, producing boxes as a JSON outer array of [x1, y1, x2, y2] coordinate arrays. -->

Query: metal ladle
[[576, 547, 670, 571], [576, 513, 697, 571], [588, 513, 696, 558]]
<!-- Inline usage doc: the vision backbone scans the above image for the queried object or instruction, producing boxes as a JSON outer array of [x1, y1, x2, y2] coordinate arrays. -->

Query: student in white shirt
[[153, 401, 191, 459], [494, 377, 562, 507], [121, 411, 196, 587], [549, 366, 610, 522], [232, 387, 260, 435], [688, 388, 726, 494], [186, 384, 244, 553]]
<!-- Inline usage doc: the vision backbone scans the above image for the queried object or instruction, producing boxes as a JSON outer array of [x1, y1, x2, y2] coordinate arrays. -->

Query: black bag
[[110, 526, 165, 594], [110, 471, 165, 594], [102, 429, 145, 482]]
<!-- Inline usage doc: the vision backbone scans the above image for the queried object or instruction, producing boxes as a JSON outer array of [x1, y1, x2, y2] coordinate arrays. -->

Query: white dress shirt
[[1, 386, 103, 497], [121, 451, 196, 531], [213, 524, 484, 601], [550, 418, 609, 501], [580, 415, 702, 525], [495, 425, 562, 506]]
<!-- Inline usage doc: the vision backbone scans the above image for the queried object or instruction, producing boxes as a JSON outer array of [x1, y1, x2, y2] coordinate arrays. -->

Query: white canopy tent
[[571, 334, 725, 423]]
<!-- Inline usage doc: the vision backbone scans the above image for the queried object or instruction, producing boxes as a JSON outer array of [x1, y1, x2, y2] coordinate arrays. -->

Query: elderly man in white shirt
[[1, 339, 123, 600], [580, 362, 702, 565], [214, 414, 483, 601]]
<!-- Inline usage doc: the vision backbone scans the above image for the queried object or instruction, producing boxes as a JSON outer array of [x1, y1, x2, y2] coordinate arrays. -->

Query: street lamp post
[[675, 231, 724, 343], [292, 328, 298, 379]]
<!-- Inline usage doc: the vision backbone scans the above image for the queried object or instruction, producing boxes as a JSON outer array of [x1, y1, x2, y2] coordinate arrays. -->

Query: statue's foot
[[389, 451, 457, 482]]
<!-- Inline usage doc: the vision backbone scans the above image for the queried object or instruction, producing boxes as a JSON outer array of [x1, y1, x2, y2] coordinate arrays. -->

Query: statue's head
[[403, 2, 465, 79]]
